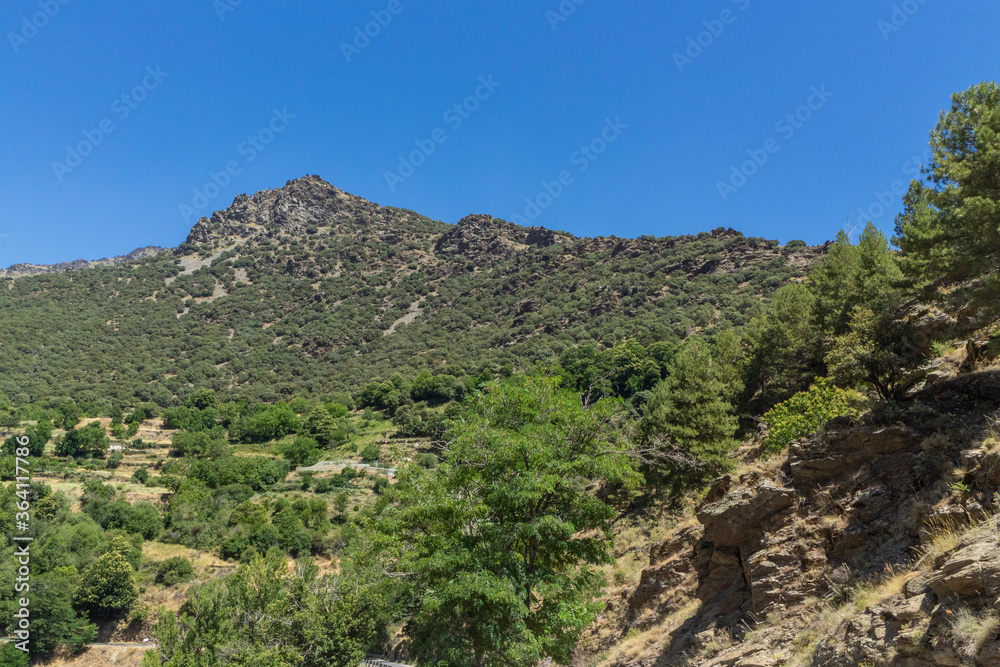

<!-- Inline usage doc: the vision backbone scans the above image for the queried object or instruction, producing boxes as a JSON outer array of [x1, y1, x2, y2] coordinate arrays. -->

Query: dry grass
[[784, 568, 918, 666], [141, 541, 231, 572], [37, 645, 153, 667], [596, 599, 700, 666], [952, 608, 1000, 658]]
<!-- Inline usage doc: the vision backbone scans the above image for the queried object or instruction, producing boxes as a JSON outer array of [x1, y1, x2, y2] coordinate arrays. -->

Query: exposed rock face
[[601, 370, 1000, 666], [0, 246, 168, 279], [927, 518, 1000, 601], [432, 214, 573, 261], [184, 175, 388, 246]]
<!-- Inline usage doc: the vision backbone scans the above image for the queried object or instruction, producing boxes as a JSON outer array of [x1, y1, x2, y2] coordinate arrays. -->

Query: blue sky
[[1, 0, 997, 266]]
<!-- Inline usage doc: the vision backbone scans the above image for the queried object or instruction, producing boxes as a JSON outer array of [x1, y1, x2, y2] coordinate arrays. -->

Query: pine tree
[[643, 336, 739, 472], [895, 81, 1000, 282]]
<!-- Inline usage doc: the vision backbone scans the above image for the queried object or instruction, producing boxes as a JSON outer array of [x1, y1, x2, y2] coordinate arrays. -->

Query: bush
[[278, 436, 322, 468], [188, 456, 290, 492], [107, 451, 124, 469], [230, 404, 299, 444], [170, 431, 228, 459], [131, 467, 149, 485], [762, 378, 866, 455], [359, 443, 381, 464], [74, 550, 138, 618], [155, 557, 195, 586]]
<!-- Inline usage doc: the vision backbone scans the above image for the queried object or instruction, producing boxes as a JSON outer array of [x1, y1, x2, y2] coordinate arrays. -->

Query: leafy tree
[[142, 554, 383, 667], [302, 406, 344, 447], [186, 388, 220, 411], [279, 436, 322, 468], [54, 400, 82, 430], [826, 307, 926, 400], [170, 431, 229, 459], [359, 442, 381, 464], [74, 550, 139, 618], [155, 557, 196, 586], [106, 451, 124, 469], [895, 81, 1000, 282], [609, 340, 662, 398], [56, 422, 110, 459], [23, 417, 54, 456], [14, 567, 97, 656], [643, 336, 739, 473], [231, 404, 300, 444], [365, 376, 641, 667]]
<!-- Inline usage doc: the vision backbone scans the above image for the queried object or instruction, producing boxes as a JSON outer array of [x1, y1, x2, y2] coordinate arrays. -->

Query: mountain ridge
[[3, 175, 824, 280], [0, 175, 826, 405]]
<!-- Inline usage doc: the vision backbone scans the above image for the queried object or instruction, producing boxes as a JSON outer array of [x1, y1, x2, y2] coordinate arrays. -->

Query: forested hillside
[[0, 175, 818, 409], [2, 82, 1000, 667]]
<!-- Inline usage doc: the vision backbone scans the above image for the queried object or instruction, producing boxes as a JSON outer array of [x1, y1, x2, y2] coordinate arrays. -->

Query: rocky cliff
[[594, 369, 1000, 666]]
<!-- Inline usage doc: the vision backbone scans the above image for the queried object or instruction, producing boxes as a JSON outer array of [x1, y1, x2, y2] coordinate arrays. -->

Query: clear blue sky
[[1, 1, 997, 266]]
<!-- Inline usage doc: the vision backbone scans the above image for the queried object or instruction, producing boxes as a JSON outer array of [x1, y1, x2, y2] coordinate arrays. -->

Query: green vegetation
[[762, 379, 866, 454], [360, 377, 642, 666], [0, 83, 996, 664]]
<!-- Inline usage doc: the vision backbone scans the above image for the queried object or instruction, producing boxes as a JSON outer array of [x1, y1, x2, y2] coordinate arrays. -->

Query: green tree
[[826, 307, 926, 400], [366, 376, 641, 667], [170, 431, 229, 459], [56, 422, 110, 459], [895, 81, 1000, 282], [745, 283, 821, 410], [24, 417, 54, 456], [186, 388, 220, 411], [142, 554, 382, 667], [155, 557, 196, 586], [279, 436, 322, 468], [642, 336, 739, 473], [74, 550, 139, 618], [302, 406, 341, 447], [15, 567, 97, 656]]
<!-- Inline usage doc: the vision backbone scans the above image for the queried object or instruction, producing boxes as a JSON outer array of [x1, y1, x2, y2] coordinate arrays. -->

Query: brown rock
[[928, 516, 1000, 601]]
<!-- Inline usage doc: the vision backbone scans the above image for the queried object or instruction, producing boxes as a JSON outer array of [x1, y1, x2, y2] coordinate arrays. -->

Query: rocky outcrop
[[927, 518, 1000, 602], [432, 214, 573, 261], [603, 371, 1000, 666], [0, 246, 168, 279]]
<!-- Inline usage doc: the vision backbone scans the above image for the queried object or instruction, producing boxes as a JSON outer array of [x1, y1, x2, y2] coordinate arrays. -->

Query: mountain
[[0, 246, 168, 279], [0, 175, 823, 406]]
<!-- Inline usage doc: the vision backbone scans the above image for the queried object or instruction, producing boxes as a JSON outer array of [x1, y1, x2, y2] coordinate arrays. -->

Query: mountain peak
[[183, 175, 376, 246]]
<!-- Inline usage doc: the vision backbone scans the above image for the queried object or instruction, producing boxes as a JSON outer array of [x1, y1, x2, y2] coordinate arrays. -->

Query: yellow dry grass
[[37, 644, 153, 667]]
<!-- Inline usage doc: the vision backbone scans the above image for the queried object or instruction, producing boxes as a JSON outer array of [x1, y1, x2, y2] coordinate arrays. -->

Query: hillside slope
[[0, 175, 822, 406], [588, 362, 1000, 666]]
